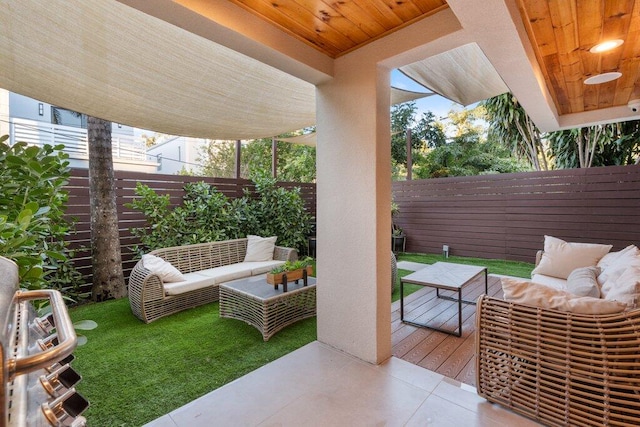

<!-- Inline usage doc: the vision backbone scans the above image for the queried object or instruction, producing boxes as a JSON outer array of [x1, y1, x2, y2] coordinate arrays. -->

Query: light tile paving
[[144, 341, 542, 427]]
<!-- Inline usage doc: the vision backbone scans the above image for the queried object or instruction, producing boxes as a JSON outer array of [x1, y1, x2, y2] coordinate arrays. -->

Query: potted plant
[[391, 199, 406, 253], [267, 257, 314, 289]]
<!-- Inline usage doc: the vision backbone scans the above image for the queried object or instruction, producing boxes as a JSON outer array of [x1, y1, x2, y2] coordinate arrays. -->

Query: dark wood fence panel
[[64, 169, 317, 296], [392, 165, 640, 263]]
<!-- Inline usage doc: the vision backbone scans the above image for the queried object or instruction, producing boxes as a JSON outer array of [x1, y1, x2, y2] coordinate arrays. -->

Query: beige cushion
[[597, 245, 637, 271], [530, 274, 568, 291], [243, 235, 277, 262], [603, 265, 640, 309], [566, 266, 601, 298], [198, 263, 254, 284], [142, 254, 185, 282], [163, 272, 216, 295], [599, 245, 640, 293], [501, 278, 626, 315], [244, 260, 286, 275], [531, 236, 612, 280]]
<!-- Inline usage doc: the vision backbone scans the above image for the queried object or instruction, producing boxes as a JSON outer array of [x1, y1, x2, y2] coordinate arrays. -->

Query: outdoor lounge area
[[3, 1, 640, 426]]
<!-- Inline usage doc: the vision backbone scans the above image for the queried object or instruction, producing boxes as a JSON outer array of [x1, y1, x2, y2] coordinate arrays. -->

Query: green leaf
[[73, 320, 98, 330]]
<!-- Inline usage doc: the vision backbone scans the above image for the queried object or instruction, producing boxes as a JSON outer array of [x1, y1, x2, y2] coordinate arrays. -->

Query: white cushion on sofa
[[243, 235, 277, 262], [142, 254, 185, 283], [502, 278, 627, 315], [198, 263, 254, 284], [163, 272, 215, 296], [531, 236, 612, 280], [244, 260, 285, 275], [603, 265, 640, 309], [597, 245, 637, 271], [598, 245, 640, 291]]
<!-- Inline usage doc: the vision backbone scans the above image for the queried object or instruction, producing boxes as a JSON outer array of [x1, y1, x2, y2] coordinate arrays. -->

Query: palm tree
[[483, 93, 549, 171], [87, 116, 126, 300]]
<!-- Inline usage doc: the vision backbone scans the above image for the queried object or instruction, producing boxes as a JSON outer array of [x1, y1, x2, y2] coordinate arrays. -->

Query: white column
[[315, 56, 392, 364]]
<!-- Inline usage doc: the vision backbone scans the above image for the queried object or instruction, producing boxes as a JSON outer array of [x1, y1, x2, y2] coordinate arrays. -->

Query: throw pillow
[[501, 277, 626, 315], [142, 254, 185, 282], [244, 235, 277, 262], [566, 266, 601, 298], [530, 235, 612, 280], [598, 245, 640, 292], [597, 245, 637, 271], [603, 265, 640, 309]]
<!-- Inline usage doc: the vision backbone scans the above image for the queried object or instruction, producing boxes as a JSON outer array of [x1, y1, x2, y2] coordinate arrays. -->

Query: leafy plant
[[270, 256, 313, 274], [127, 174, 312, 254], [0, 136, 82, 292]]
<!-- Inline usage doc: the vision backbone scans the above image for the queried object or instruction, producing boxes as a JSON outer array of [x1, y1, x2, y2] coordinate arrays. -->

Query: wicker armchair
[[476, 295, 640, 427], [128, 238, 297, 323]]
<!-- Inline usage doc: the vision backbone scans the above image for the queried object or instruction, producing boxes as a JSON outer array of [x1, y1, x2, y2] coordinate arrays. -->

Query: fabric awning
[[0, 0, 316, 140], [400, 43, 509, 106], [0, 0, 435, 141]]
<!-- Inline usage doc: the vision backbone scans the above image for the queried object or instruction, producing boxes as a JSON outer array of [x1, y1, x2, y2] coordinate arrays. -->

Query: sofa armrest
[[535, 250, 543, 267], [128, 259, 166, 303], [274, 246, 298, 262]]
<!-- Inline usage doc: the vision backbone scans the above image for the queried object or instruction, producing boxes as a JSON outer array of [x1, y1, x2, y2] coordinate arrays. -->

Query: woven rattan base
[[220, 275, 316, 341], [476, 295, 640, 427]]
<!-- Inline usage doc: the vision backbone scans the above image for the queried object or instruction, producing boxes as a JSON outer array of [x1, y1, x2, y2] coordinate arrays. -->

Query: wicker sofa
[[129, 238, 297, 323], [476, 238, 640, 426]]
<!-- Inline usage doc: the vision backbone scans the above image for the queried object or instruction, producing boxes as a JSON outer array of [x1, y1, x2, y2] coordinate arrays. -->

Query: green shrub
[[0, 136, 81, 292], [128, 175, 311, 254]]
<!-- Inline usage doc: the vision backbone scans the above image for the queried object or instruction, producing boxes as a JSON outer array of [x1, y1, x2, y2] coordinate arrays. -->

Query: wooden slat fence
[[64, 169, 316, 295], [392, 164, 640, 263]]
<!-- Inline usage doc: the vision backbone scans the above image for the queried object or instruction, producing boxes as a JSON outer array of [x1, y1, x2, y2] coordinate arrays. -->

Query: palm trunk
[[88, 116, 126, 301]]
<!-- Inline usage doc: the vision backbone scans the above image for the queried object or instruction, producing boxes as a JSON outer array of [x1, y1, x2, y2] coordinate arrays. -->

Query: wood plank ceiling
[[518, 0, 640, 115], [227, 0, 449, 58], [225, 0, 640, 117]]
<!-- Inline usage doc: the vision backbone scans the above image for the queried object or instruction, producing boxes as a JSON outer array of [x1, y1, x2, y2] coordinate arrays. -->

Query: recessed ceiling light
[[584, 72, 622, 85], [590, 39, 624, 53]]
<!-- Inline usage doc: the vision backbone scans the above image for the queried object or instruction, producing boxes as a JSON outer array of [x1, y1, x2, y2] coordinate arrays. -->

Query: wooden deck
[[391, 273, 504, 388]]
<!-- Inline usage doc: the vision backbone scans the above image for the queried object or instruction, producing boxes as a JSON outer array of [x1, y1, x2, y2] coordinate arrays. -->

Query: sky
[[391, 69, 465, 121]]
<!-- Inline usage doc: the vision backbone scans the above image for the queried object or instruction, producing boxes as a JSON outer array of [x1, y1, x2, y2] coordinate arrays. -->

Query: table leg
[[457, 288, 462, 337], [400, 280, 405, 321]]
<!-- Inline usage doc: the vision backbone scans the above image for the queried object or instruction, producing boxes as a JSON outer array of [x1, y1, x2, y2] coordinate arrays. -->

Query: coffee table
[[219, 274, 316, 341], [400, 262, 487, 337]]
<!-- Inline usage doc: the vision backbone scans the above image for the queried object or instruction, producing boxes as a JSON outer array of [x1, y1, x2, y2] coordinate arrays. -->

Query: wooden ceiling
[[518, 0, 640, 115], [227, 0, 449, 58]]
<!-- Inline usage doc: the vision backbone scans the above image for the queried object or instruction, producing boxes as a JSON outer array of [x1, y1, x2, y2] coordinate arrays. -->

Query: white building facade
[[1, 89, 158, 173]]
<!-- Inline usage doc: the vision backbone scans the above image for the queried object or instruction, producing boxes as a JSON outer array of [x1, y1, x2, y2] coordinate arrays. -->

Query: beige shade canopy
[[0, 0, 435, 141], [400, 43, 509, 107], [0, 0, 316, 140]]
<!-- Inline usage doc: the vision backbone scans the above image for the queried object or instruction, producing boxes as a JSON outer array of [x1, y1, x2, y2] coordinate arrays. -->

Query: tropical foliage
[[0, 136, 83, 294], [547, 121, 640, 168], [127, 174, 311, 254], [196, 137, 316, 183], [482, 93, 549, 171], [393, 102, 530, 179], [483, 93, 640, 170]]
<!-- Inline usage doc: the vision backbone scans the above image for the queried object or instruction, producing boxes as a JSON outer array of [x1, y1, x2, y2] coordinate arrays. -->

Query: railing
[[9, 118, 147, 161]]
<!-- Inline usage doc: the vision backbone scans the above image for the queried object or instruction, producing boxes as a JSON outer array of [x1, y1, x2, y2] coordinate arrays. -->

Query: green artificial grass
[[69, 254, 533, 425], [69, 298, 316, 426]]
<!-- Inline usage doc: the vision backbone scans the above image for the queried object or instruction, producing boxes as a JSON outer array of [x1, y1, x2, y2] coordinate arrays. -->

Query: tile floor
[[145, 341, 542, 427]]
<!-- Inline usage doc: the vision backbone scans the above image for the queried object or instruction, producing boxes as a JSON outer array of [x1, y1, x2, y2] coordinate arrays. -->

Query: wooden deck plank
[[391, 274, 505, 387]]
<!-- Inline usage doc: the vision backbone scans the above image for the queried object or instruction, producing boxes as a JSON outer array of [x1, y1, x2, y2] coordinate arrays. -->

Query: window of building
[[51, 106, 87, 128], [157, 154, 162, 171]]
